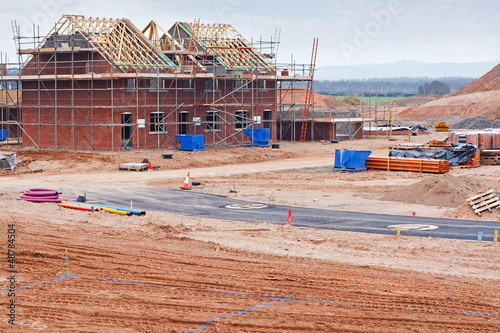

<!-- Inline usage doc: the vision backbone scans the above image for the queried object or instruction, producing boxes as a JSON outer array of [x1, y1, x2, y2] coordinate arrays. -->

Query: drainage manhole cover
[[225, 203, 268, 210], [387, 224, 439, 231]]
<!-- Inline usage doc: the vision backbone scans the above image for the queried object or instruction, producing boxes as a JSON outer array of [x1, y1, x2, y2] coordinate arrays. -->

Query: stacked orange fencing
[[365, 157, 450, 174]]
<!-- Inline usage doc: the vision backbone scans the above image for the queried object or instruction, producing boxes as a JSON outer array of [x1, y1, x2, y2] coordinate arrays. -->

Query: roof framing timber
[[25, 14, 177, 72], [142, 20, 203, 69], [175, 22, 276, 71]]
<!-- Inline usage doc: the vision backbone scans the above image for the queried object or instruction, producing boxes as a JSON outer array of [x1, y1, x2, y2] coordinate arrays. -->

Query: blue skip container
[[243, 128, 270, 147], [174, 134, 205, 151], [334, 149, 372, 172]]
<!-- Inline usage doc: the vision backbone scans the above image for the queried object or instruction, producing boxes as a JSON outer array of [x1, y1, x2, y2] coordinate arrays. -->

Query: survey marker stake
[[65, 249, 69, 277]]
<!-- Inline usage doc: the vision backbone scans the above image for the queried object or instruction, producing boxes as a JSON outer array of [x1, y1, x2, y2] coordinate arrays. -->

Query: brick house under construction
[[16, 15, 312, 150]]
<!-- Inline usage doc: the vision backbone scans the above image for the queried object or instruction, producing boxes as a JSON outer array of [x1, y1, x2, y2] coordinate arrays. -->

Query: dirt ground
[[1, 132, 500, 332]]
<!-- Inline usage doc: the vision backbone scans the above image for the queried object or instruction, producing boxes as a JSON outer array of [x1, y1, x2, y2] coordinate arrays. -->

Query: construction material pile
[[388, 142, 477, 167], [365, 156, 449, 174], [18, 188, 62, 203], [450, 116, 494, 129], [62, 200, 146, 216], [448, 131, 500, 150], [480, 150, 500, 165]]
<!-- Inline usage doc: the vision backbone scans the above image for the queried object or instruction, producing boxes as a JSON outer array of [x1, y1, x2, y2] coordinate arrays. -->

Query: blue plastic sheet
[[389, 143, 477, 166]]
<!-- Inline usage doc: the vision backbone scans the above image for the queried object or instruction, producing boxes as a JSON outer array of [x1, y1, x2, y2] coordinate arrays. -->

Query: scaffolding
[[2, 14, 316, 151], [0, 15, 397, 150], [0, 53, 21, 146]]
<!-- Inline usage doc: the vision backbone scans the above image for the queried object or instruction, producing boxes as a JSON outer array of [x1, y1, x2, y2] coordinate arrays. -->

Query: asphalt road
[[78, 186, 500, 242]]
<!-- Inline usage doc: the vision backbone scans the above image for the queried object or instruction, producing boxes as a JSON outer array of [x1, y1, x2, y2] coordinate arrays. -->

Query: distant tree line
[[417, 80, 450, 95], [314, 77, 475, 96]]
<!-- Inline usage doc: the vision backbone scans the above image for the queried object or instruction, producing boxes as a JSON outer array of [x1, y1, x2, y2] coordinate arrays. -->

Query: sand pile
[[382, 174, 500, 208]]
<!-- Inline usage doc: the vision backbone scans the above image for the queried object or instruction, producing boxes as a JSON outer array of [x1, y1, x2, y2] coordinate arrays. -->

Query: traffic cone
[[180, 172, 190, 190], [148, 162, 153, 171]]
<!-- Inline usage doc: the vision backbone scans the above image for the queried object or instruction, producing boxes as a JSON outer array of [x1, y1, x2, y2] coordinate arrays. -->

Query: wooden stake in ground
[[65, 249, 69, 277]]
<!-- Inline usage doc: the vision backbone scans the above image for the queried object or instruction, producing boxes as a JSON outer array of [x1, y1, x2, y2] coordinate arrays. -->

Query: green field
[[333, 95, 408, 105]]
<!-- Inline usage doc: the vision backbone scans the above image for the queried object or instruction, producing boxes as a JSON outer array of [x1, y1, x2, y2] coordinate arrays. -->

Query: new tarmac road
[[80, 186, 499, 242]]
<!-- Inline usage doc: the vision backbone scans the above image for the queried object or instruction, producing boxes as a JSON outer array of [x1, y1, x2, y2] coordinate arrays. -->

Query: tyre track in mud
[[1, 210, 499, 332]]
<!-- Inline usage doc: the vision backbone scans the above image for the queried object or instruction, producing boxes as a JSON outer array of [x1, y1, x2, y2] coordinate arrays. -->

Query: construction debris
[[365, 156, 449, 174], [467, 189, 500, 216], [0, 153, 16, 170]]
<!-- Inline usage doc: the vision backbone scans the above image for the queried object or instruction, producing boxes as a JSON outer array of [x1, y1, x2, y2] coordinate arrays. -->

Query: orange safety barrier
[[365, 156, 449, 174]]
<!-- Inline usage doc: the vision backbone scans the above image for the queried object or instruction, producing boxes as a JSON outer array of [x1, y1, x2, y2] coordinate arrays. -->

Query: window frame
[[149, 112, 167, 134], [205, 110, 220, 132], [235, 110, 249, 130]]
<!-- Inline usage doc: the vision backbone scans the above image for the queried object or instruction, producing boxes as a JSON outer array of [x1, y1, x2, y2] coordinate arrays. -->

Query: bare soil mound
[[449, 63, 500, 95], [397, 63, 500, 120], [397, 91, 500, 120], [382, 173, 500, 208]]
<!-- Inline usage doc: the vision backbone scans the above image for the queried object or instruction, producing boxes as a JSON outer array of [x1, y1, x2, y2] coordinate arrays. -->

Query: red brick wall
[[21, 55, 277, 150]]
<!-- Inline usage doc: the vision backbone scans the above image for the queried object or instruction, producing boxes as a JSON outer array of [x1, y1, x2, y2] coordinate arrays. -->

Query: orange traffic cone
[[148, 162, 153, 171], [180, 172, 190, 190]]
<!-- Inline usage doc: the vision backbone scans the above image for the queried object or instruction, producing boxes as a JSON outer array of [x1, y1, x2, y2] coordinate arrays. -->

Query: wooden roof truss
[[176, 22, 276, 71], [31, 15, 177, 72], [142, 20, 203, 69]]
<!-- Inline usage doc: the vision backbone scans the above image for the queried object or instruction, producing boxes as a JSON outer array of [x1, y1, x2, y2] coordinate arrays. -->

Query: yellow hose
[[101, 207, 132, 216]]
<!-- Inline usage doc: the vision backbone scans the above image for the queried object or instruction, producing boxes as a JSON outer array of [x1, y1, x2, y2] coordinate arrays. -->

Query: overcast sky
[[1, 0, 499, 67]]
